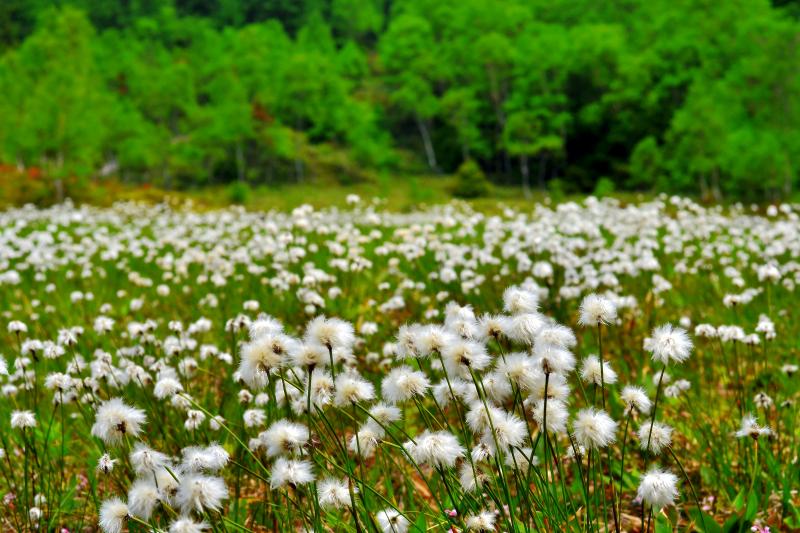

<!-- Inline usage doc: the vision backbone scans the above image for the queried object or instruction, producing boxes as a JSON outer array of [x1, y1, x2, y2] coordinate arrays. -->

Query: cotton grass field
[[0, 195, 798, 533]]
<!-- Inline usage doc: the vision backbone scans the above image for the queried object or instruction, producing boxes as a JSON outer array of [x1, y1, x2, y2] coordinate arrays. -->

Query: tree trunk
[[784, 170, 792, 197], [710, 167, 722, 202], [538, 153, 547, 190], [236, 141, 245, 182], [416, 114, 438, 172], [520, 155, 531, 199], [698, 173, 709, 201], [55, 152, 64, 203]]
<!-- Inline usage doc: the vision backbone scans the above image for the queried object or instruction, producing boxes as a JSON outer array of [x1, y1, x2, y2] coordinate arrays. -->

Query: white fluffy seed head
[[376, 508, 410, 533], [620, 385, 651, 414], [532, 398, 569, 435], [270, 458, 315, 489], [403, 430, 465, 469], [573, 407, 618, 449], [441, 340, 491, 378], [260, 420, 309, 457], [381, 366, 430, 403], [10, 410, 36, 429], [648, 324, 693, 364], [465, 511, 496, 531], [578, 294, 617, 326], [169, 517, 210, 533], [238, 334, 297, 388], [637, 421, 673, 454], [317, 478, 352, 509], [579, 355, 617, 386], [334, 372, 375, 406], [503, 286, 540, 315], [637, 468, 679, 509], [305, 316, 355, 351], [127, 479, 160, 520], [91, 398, 146, 445], [181, 443, 230, 472], [735, 414, 772, 440], [176, 474, 228, 514], [99, 497, 129, 533], [130, 443, 170, 476]]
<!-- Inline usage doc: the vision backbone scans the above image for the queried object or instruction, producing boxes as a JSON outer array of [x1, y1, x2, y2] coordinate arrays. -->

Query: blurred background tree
[[0, 0, 799, 200]]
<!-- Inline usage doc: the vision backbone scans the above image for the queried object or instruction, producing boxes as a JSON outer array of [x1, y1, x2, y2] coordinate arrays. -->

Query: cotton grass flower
[[578, 293, 617, 326], [91, 398, 146, 444], [239, 333, 297, 388], [10, 410, 36, 429], [503, 286, 539, 315], [648, 324, 693, 364], [349, 425, 382, 458], [620, 385, 651, 414], [305, 316, 355, 351], [404, 430, 464, 469], [99, 497, 129, 533], [260, 420, 309, 457], [130, 443, 170, 475], [505, 313, 546, 345], [243, 409, 267, 428], [369, 402, 402, 425], [169, 517, 210, 533], [317, 478, 353, 509], [532, 398, 569, 435], [291, 343, 328, 368], [637, 468, 679, 509], [573, 408, 617, 449], [735, 414, 772, 440], [376, 508, 410, 533], [637, 421, 673, 454], [441, 340, 491, 377], [580, 355, 617, 386], [176, 474, 228, 513], [334, 372, 375, 406], [270, 458, 315, 489], [128, 479, 160, 520], [465, 511, 496, 531], [482, 409, 527, 451], [181, 443, 230, 472], [381, 365, 430, 403], [97, 453, 117, 474]]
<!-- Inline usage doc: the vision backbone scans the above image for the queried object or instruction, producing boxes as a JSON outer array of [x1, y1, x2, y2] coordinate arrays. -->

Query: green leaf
[[689, 509, 722, 533], [411, 514, 427, 533], [655, 513, 672, 533], [745, 490, 758, 520], [732, 488, 745, 511], [722, 516, 746, 533]]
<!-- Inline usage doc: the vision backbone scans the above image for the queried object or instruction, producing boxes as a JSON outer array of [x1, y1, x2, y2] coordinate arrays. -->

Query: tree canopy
[[1, 0, 799, 199]]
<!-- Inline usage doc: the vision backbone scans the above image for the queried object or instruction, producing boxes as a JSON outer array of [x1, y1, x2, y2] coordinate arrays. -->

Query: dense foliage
[[1, 0, 799, 198]]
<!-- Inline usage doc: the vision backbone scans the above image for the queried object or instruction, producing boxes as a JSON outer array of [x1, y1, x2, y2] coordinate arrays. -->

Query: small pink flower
[[446, 509, 457, 518], [751, 526, 770, 533]]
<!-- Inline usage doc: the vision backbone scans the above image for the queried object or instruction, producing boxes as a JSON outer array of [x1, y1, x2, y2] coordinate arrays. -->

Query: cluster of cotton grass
[[0, 196, 796, 531], [118, 288, 698, 532]]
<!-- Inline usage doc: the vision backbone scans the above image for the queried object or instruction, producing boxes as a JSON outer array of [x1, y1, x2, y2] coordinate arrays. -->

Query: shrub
[[452, 159, 490, 198], [593, 177, 616, 198], [226, 181, 251, 204]]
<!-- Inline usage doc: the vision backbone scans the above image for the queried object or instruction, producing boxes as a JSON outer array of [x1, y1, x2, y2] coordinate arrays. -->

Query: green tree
[[379, 13, 440, 171]]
